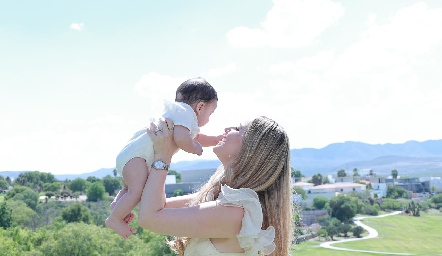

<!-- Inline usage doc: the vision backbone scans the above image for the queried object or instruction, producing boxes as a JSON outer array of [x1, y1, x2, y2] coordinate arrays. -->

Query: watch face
[[152, 161, 168, 170]]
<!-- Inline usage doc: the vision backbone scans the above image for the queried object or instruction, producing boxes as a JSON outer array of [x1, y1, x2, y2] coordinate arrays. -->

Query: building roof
[[310, 183, 366, 190], [292, 182, 314, 187]]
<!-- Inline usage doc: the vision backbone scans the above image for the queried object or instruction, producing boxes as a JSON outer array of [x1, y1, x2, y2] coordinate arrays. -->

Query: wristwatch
[[151, 160, 169, 171]]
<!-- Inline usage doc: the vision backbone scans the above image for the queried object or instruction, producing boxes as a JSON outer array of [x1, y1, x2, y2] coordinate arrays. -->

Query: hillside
[[2, 139, 442, 179]]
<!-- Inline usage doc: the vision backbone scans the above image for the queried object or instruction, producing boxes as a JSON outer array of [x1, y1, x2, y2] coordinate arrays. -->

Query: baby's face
[[197, 100, 217, 127]]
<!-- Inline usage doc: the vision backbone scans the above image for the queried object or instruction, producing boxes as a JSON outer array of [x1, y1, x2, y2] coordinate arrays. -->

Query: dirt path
[[319, 211, 414, 255]]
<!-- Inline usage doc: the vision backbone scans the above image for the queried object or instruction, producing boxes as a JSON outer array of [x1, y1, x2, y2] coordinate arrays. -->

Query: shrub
[[431, 194, 442, 204], [313, 196, 328, 210], [362, 204, 379, 216], [380, 198, 403, 211], [352, 226, 364, 238]]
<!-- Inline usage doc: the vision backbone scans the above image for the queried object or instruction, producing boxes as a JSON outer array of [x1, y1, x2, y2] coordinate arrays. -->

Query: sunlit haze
[[1, 0, 442, 174]]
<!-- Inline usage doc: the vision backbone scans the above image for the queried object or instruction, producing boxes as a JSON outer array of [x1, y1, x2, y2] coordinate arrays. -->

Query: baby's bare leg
[[106, 158, 149, 238], [111, 186, 128, 210], [111, 185, 134, 224]]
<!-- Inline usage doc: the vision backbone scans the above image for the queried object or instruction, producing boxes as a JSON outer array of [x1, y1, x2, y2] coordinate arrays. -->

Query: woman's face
[[213, 122, 249, 165]]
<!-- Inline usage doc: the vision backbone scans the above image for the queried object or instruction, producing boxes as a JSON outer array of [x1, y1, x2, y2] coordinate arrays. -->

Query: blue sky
[[1, 0, 442, 174]]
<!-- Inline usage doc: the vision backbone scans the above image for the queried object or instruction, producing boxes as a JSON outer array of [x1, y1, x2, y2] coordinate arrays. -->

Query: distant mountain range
[[173, 140, 442, 177], [2, 140, 442, 180]]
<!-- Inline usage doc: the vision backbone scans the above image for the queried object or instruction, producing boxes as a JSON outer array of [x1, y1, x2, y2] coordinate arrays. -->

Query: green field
[[0, 194, 4, 202], [291, 241, 380, 255], [291, 212, 442, 256]]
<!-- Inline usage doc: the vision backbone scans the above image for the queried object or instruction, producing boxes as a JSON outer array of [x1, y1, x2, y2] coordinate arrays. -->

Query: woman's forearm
[[138, 167, 168, 229], [165, 193, 196, 208]]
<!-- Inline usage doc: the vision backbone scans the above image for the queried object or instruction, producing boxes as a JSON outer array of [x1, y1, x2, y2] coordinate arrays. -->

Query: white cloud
[[207, 63, 237, 78], [0, 116, 135, 174], [134, 72, 187, 115], [269, 50, 334, 74], [227, 0, 345, 48], [70, 23, 84, 31], [262, 3, 442, 149]]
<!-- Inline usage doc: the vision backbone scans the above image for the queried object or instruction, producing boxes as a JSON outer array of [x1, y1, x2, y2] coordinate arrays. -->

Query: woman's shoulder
[[217, 185, 276, 255], [217, 185, 260, 208]]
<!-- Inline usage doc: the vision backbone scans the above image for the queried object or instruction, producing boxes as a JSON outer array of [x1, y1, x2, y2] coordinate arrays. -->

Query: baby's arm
[[195, 133, 223, 147], [174, 125, 203, 155]]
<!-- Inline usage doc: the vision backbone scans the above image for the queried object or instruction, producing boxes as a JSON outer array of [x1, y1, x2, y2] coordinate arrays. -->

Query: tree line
[[0, 171, 175, 255]]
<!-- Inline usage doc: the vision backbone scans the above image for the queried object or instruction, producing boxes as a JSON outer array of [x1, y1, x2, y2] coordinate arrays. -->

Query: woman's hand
[[147, 118, 178, 165]]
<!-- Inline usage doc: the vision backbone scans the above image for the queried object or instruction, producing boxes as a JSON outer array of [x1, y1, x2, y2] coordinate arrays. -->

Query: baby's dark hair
[[175, 77, 218, 105]]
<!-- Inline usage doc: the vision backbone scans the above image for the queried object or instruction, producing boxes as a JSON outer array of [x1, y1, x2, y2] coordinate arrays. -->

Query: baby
[[106, 77, 221, 238]]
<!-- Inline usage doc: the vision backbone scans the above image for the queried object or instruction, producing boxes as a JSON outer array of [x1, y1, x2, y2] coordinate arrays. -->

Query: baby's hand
[[194, 141, 203, 156]]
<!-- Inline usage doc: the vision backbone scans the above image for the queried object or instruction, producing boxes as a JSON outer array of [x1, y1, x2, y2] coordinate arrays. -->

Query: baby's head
[[175, 77, 218, 127]]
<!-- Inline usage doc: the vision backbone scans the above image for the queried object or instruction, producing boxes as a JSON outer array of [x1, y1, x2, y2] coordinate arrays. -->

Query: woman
[[138, 116, 292, 256]]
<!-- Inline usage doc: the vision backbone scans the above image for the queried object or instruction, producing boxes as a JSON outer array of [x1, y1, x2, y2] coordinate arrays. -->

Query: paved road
[[319, 211, 415, 255]]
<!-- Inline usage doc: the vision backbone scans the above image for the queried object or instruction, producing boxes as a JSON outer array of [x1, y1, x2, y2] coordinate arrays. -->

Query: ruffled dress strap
[[217, 185, 276, 255]]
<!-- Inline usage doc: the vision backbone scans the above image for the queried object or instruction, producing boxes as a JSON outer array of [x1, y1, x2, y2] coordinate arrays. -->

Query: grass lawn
[[291, 241, 381, 255], [332, 212, 442, 255]]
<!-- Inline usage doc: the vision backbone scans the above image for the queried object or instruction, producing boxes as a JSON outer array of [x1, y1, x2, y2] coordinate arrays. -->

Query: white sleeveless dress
[[184, 185, 276, 256]]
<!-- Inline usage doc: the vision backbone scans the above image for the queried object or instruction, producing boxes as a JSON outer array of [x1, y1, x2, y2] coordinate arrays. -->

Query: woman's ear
[[196, 102, 205, 115]]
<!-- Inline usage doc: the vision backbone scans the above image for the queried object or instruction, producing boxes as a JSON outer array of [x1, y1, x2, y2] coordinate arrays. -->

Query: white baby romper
[[115, 100, 200, 175]]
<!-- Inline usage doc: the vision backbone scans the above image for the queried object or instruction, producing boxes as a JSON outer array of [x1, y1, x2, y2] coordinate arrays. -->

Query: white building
[[370, 183, 387, 198], [303, 183, 366, 205], [420, 177, 442, 191]]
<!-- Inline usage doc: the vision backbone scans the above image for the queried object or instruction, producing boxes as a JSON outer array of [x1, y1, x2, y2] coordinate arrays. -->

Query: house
[[420, 177, 442, 191], [395, 178, 428, 193], [303, 183, 366, 205], [370, 182, 387, 198], [165, 168, 217, 197]]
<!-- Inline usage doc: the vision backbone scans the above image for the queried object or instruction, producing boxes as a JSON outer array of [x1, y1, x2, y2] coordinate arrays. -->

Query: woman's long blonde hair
[[170, 116, 292, 256]]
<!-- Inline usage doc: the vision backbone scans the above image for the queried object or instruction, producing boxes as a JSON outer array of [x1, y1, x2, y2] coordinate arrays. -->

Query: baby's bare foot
[[106, 217, 136, 238]]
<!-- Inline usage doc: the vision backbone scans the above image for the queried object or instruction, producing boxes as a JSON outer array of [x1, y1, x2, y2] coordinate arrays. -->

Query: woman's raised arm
[[137, 119, 243, 238]]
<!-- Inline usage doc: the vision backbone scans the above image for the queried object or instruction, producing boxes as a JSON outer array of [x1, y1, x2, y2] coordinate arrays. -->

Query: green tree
[[322, 176, 330, 184], [293, 186, 307, 200], [5, 200, 37, 228], [316, 228, 327, 241], [87, 182, 105, 202], [0, 235, 20, 255], [387, 186, 409, 199], [369, 169, 374, 176], [327, 194, 357, 222], [5, 186, 39, 210], [312, 173, 323, 186], [313, 196, 328, 210], [353, 168, 359, 177], [173, 189, 184, 197], [62, 203, 92, 223], [5, 176, 11, 186], [432, 194, 442, 204], [86, 176, 100, 183], [0, 180, 8, 190], [168, 170, 182, 183], [352, 226, 364, 238], [339, 223, 352, 237], [391, 169, 398, 180], [0, 202, 13, 229], [337, 169, 347, 177], [45, 191, 55, 199], [290, 168, 304, 182], [69, 178, 87, 192], [43, 182, 62, 192], [102, 175, 121, 196], [325, 226, 338, 240], [113, 168, 118, 177]]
